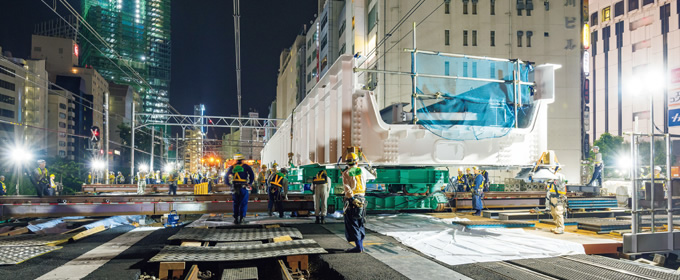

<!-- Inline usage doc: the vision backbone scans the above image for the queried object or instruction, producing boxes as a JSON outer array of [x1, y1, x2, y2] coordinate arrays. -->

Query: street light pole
[[105, 93, 110, 184]]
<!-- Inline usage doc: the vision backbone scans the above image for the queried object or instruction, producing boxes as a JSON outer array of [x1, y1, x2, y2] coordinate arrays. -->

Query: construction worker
[[87, 172, 92, 184], [587, 146, 603, 187], [455, 168, 468, 192], [108, 172, 115, 185], [547, 172, 567, 234], [33, 160, 49, 197], [312, 168, 331, 224], [226, 154, 255, 224], [342, 152, 367, 253], [480, 169, 490, 192], [266, 163, 279, 216], [269, 168, 289, 218], [137, 171, 147, 195], [46, 174, 57, 196], [168, 170, 178, 196], [116, 172, 125, 184], [256, 165, 267, 193], [465, 168, 475, 192], [471, 168, 484, 216], [0, 175, 5, 196]]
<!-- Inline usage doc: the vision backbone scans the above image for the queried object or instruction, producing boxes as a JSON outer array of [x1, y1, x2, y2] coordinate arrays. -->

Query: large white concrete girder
[[262, 55, 557, 167]]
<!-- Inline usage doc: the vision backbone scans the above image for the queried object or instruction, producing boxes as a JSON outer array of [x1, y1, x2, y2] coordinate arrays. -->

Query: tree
[[591, 132, 627, 167], [46, 157, 85, 194]]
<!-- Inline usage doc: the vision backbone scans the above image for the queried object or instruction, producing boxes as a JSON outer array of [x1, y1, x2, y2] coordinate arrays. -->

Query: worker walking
[[33, 160, 49, 197], [269, 168, 289, 218], [587, 146, 603, 187], [137, 171, 147, 195], [342, 152, 367, 253], [471, 168, 484, 216], [226, 154, 255, 224], [547, 173, 567, 234], [108, 172, 115, 185], [255, 165, 267, 194], [168, 170, 178, 196], [312, 169, 331, 224], [0, 175, 6, 196]]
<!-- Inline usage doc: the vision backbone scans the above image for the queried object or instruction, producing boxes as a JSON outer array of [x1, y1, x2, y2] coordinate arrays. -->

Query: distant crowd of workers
[[449, 166, 489, 216]]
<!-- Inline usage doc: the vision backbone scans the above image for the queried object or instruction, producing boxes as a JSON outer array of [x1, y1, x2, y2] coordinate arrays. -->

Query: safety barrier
[[194, 183, 209, 195]]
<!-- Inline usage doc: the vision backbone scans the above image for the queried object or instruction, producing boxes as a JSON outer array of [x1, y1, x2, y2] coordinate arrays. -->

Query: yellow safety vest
[[548, 183, 566, 195], [313, 170, 328, 185], [347, 167, 365, 194], [456, 174, 466, 184], [1, 181, 6, 193]]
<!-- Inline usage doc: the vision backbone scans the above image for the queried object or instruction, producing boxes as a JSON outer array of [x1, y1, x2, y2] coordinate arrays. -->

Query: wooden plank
[[184, 265, 199, 280], [72, 225, 106, 241], [272, 235, 292, 243], [279, 260, 293, 280], [159, 262, 185, 280], [2, 227, 28, 236], [180, 241, 202, 247], [265, 224, 280, 229]]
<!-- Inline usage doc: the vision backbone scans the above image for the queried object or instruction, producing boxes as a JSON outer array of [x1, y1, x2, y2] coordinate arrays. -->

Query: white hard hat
[[655, 166, 662, 171]]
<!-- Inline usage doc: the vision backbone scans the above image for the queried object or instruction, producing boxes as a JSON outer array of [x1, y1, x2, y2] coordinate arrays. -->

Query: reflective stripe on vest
[[313, 170, 328, 184], [457, 174, 466, 184], [549, 183, 566, 195], [271, 173, 284, 187]]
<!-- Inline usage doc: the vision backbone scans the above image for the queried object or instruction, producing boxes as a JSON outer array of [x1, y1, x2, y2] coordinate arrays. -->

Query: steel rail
[[560, 256, 658, 280]]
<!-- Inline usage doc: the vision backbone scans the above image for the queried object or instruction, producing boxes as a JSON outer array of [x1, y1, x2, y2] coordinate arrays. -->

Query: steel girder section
[[0, 200, 313, 219], [149, 240, 327, 262], [0, 194, 313, 204], [168, 227, 303, 241], [454, 198, 543, 209], [136, 113, 282, 130], [623, 232, 680, 254]]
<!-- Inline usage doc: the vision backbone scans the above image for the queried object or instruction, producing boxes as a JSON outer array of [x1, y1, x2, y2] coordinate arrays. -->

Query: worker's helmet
[[458, 167, 464, 172], [344, 152, 358, 165], [37, 159, 45, 164], [472, 166, 478, 171], [465, 167, 471, 172], [0, 175, 4, 180], [261, 164, 267, 169], [50, 174, 55, 178], [655, 166, 662, 171], [272, 163, 278, 168], [592, 146, 599, 151], [234, 154, 244, 160]]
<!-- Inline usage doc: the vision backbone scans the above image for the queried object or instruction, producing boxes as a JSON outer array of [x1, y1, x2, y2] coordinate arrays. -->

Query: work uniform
[[46, 175, 57, 196], [226, 162, 255, 223], [312, 169, 331, 223], [266, 168, 278, 215], [342, 165, 367, 252], [87, 174, 92, 184], [455, 173, 468, 192], [465, 172, 475, 192], [168, 172, 178, 195], [471, 173, 484, 215], [268, 171, 288, 218], [109, 173, 115, 184], [0, 180, 6, 196], [137, 172, 147, 194], [548, 174, 567, 234], [116, 174, 125, 184], [588, 152, 603, 187], [481, 170, 490, 192], [256, 169, 267, 194], [33, 167, 49, 197]]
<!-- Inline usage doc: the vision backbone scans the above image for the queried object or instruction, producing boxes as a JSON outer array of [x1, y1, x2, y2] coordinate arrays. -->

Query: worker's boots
[[315, 216, 320, 224], [239, 216, 245, 225], [321, 216, 325, 224], [233, 217, 240, 225]]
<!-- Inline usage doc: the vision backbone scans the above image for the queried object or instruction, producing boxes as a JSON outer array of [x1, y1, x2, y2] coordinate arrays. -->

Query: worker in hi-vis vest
[[226, 154, 254, 224]]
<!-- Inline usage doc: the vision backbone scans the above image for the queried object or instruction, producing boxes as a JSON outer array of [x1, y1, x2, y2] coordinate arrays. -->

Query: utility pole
[[105, 93, 110, 184], [130, 102, 135, 184], [150, 127, 155, 172]]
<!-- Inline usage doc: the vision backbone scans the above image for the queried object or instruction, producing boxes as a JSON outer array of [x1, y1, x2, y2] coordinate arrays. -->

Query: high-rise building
[[184, 128, 203, 173], [81, 0, 171, 121], [277, 35, 306, 119], [587, 0, 680, 140]]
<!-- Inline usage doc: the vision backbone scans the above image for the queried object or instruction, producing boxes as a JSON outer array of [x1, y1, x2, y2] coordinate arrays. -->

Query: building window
[[463, 62, 468, 77], [517, 31, 524, 47], [59, 150, 65, 157], [0, 67, 14, 78], [491, 0, 495, 15], [472, 62, 478, 78], [526, 0, 533, 16], [445, 61, 450, 75], [526, 31, 533, 47], [591, 12, 598, 25], [59, 122, 66, 128], [642, 0, 653, 6], [33, 46, 41, 52], [544, 32, 549, 37], [490, 62, 496, 78], [463, 0, 469, 14], [59, 112, 66, 119], [0, 94, 15, 105], [490, 31, 495, 46], [472, 1, 477, 14], [463, 30, 468, 46], [445, 30, 450, 45], [339, 43, 346, 56], [320, 35, 328, 50], [445, 3, 450, 14], [59, 141, 66, 147], [614, 1, 624, 17], [367, 5, 377, 32], [472, 30, 477, 46], [0, 79, 15, 91], [602, 6, 611, 22], [0, 109, 13, 118], [517, 0, 524, 15], [628, 0, 639, 11], [320, 15, 328, 28], [339, 20, 346, 37], [59, 132, 66, 138]]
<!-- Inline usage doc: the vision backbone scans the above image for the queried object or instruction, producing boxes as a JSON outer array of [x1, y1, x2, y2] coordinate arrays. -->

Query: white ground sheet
[[366, 214, 585, 266]]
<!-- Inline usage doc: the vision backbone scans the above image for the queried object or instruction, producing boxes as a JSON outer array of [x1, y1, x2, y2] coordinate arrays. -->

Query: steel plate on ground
[[452, 261, 555, 280], [222, 267, 258, 280], [565, 255, 680, 280], [215, 241, 263, 247], [510, 256, 644, 280], [149, 240, 327, 262], [0, 233, 76, 246], [168, 227, 303, 241], [0, 246, 62, 265]]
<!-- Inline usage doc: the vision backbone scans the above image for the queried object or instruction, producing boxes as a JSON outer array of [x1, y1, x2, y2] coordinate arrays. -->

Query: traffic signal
[[583, 106, 590, 131], [583, 79, 590, 104], [91, 126, 100, 142]]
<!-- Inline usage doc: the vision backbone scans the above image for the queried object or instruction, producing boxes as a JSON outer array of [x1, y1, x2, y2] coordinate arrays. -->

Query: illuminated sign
[[583, 24, 590, 49], [583, 51, 590, 76], [74, 44, 79, 57], [602, 6, 611, 22]]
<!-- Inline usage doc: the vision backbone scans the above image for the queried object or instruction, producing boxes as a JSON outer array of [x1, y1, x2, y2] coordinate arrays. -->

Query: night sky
[[0, 0, 318, 121]]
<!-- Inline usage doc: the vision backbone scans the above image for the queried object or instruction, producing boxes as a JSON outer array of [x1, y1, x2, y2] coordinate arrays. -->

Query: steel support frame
[[625, 132, 675, 254]]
